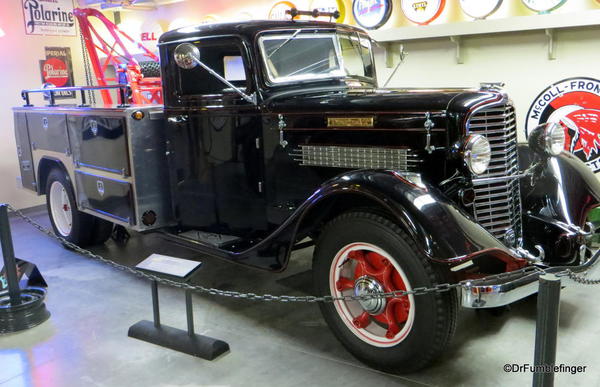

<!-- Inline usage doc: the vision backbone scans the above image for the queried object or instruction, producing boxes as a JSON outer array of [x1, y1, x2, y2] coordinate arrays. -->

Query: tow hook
[[514, 245, 545, 264]]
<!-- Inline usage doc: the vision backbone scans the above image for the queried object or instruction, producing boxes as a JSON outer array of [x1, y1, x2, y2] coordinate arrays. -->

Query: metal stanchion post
[[0, 204, 22, 305], [533, 274, 561, 387], [151, 280, 160, 329], [185, 290, 194, 337]]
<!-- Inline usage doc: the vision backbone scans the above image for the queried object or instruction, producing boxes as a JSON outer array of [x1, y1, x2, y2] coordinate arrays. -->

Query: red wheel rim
[[329, 242, 415, 347]]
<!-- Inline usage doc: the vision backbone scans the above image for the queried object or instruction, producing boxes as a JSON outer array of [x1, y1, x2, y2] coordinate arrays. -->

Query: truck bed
[[13, 104, 173, 231]]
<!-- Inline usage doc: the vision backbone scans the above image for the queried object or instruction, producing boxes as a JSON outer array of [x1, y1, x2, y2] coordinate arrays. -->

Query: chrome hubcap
[[354, 275, 386, 315]]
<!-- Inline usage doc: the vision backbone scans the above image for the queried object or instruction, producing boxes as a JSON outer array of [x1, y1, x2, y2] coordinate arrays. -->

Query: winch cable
[[79, 28, 96, 105]]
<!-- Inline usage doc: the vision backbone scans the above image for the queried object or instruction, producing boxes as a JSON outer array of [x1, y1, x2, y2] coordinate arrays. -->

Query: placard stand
[[128, 254, 229, 360]]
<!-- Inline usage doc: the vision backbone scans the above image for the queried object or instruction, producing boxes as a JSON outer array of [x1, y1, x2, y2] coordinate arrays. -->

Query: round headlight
[[464, 135, 491, 175], [544, 122, 565, 156]]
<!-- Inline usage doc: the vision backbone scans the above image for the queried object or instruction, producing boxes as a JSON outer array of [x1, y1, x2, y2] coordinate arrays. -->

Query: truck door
[[166, 37, 266, 237]]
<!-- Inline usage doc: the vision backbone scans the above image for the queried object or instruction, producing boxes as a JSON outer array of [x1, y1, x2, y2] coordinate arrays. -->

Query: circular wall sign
[[525, 77, 600, 172], [352, 0, 393, 30], [521, 0, 566, 13], [310, 0, 346, 22], [400, 0, 445, 25], [459, 0, 503, 19], [269, 1, 298, 20]]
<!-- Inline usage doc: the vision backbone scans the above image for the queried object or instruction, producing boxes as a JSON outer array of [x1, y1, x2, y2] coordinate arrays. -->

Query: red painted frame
[[74, 8, 162, 106]]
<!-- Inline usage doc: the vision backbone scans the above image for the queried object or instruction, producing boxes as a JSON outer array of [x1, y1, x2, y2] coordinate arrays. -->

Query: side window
[[224, 56, 246, 83], [175, 38, 248, 96]]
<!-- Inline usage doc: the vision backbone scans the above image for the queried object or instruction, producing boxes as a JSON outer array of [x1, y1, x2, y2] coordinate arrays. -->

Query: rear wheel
[[313, 211, 457, 374], [46, 169, 95, 247]]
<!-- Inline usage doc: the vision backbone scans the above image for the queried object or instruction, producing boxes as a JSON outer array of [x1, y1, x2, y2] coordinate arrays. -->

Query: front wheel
[[313, 211, 458, 374]]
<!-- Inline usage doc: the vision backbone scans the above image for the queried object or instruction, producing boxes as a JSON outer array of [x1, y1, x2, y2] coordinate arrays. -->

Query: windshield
[[259, 31, 374, 84]]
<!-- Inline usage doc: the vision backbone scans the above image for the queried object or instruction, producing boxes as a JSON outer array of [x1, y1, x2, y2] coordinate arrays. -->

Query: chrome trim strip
[[292, 145, 421, 171], [467, 100, 523, 247], [471, 173, 528, 185], [461, 248, 600, 308]]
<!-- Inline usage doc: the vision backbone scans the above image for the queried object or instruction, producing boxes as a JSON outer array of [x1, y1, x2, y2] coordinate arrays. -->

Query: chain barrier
[[6, 205, 600, 303]]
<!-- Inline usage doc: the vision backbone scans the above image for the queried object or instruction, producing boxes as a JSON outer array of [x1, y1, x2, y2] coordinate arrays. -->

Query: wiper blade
[[267, 29, 302, 59]]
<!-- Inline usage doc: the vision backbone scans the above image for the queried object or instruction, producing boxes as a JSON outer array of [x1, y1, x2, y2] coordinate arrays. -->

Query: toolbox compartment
[[68, 115, 130, 175], [75, 170, 134, 224]]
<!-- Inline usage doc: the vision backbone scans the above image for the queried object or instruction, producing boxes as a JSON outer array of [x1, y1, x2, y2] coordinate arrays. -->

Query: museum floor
[[1, 207, 599, 387]]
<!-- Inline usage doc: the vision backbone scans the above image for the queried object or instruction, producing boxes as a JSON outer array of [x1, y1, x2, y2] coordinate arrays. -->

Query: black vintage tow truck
[[13, 17, 600, 373]]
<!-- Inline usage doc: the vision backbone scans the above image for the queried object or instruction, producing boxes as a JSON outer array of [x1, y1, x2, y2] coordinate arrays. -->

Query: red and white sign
[[39, 46, 75, 99], [42, 57, 69, 87], [526, 77, 600, 172]]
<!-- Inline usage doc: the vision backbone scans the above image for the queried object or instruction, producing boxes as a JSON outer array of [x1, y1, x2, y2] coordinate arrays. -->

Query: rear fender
[[37, 157, 71, 195]]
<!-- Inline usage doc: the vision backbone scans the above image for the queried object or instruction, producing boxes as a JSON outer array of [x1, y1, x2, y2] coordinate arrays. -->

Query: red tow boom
[[74, 8, 163, 106]]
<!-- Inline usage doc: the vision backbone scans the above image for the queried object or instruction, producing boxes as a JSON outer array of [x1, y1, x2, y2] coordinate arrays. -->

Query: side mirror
[[174, 43, 200, 70], [172, 42, 257, 105]]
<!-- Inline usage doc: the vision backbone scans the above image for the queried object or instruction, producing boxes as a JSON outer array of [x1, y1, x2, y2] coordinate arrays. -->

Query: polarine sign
[[22, 0, 76, 36], [526, 77, 600, 172]]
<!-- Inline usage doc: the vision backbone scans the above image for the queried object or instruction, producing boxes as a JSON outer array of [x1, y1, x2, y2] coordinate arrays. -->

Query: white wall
[[374, 26, 600, 142], [0, 2, 88, 209]]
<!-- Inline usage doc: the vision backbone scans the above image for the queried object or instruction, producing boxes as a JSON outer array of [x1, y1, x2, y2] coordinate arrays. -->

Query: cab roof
[[158, 19, 367, 46]]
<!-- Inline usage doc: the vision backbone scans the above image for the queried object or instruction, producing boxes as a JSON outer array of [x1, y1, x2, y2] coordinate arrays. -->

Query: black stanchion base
[[0, 287, 50, 334], [128, 320, 229, 360]]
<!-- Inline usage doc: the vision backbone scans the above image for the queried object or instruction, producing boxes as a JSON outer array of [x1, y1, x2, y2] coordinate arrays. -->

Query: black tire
[[46, 168, 96, 247], [313, 211, 458, 374], [91, 217, 114, 245], [139, 61, 161, 78]]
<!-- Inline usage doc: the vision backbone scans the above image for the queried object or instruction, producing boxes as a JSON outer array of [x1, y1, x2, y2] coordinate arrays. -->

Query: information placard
[[136, 254, 202, 279]]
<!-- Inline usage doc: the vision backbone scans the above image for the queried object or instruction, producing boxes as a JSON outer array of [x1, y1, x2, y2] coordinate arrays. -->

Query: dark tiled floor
[[1, 208, 599, 386]]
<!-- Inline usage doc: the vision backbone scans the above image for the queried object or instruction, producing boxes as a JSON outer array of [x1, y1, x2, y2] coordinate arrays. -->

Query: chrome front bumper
[[461, 249, 600, 308]]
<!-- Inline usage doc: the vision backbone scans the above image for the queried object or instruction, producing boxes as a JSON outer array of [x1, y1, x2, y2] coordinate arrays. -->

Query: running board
[[176, 230, 241, 249]]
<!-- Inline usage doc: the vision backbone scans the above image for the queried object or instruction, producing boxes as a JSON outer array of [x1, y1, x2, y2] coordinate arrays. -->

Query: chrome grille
[[467, 103, 522, 246], [290, 145, 421, 171]]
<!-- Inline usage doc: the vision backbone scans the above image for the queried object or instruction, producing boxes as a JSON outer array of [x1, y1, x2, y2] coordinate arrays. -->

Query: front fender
[[519, 145, 600, 262], [314, 170, 512, 263], [230, 170, 515, 272]]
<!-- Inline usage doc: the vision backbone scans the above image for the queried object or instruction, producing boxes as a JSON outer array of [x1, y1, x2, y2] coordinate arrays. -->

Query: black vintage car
[[14, 19, 600, 373]]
